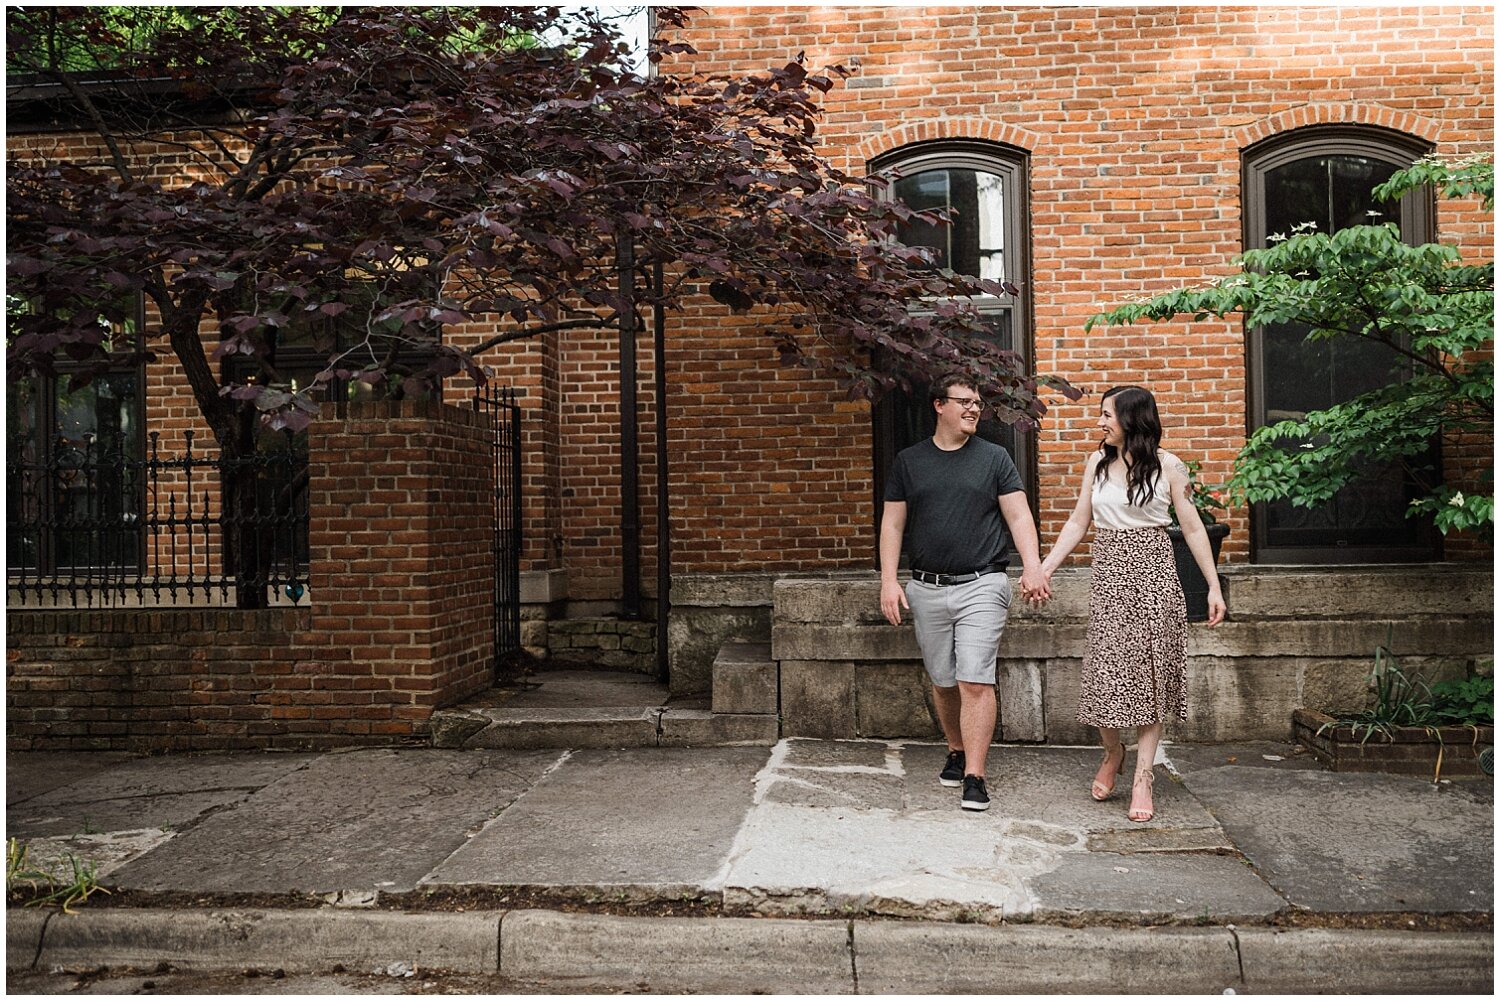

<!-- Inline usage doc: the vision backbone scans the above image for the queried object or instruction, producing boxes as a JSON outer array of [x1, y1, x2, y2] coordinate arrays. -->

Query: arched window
[[1242, 126, 1437, 562], [868, 141, 1032, 548]]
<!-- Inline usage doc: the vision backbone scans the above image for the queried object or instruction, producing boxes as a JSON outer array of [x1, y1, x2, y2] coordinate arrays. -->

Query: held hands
[[880, 579, 909, 626], [1019, 566, 1052, 607]]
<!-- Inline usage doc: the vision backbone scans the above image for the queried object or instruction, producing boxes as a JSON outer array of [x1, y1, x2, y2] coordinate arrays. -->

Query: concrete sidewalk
[[5, 739, 1493, 993]]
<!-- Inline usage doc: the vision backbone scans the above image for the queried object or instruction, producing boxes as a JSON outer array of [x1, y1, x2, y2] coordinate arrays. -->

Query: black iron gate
[[475, 384, 522, 675]]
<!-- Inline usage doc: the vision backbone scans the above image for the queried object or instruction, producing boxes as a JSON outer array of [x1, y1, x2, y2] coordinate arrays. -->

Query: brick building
[[653, 4, 1493, 686], [8, 6, 1494, 749]]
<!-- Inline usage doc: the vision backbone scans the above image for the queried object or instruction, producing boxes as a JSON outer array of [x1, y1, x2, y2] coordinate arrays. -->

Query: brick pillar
[[304, 401, 496, 739]]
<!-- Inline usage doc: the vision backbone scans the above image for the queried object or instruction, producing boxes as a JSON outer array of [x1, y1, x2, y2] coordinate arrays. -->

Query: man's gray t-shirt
[[884, 436, 1025, 574]]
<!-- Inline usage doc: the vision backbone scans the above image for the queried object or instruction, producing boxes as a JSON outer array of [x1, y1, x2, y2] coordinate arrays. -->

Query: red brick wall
[[8, 608, 306, 750], [662, 4, 1495, 568], [6, 402, 495, 750], [664, 303, 874, 574], [306, 401, 495, 717]]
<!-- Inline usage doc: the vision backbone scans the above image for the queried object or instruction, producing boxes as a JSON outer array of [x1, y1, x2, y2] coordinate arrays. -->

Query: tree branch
[[471, 316, 620, 355]]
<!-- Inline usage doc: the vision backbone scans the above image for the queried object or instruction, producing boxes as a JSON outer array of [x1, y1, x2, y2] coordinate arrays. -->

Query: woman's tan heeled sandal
[[1127, 769, 1155, 822], [1091, 745, 1126, 801]]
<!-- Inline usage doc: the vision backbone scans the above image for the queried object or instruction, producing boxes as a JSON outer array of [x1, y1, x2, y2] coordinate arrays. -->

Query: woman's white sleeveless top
[[1091, 469, 1171, 530]]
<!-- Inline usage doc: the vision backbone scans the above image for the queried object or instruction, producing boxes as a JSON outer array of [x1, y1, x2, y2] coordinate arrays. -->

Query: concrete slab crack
[[418, 750, 573, 884], [1228, 923, 1246, 985], [701, 744, 781, 893], [47, 785, 270, 807], [31, 909, 53, 970], [846, 919, 859, 993], [750, 740, 792, 805]]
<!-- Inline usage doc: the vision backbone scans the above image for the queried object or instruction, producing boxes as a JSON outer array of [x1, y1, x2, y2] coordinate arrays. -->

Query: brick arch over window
[[1232, 105, 1442, 151], [853, 118, 1041, 165]]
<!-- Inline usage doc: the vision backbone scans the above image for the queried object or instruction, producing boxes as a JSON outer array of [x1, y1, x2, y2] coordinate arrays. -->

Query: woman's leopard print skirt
[[1076, 526, 1188, 729]]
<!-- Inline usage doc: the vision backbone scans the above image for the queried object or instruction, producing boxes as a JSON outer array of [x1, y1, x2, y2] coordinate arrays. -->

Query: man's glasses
[[942, 397, 984, 411]]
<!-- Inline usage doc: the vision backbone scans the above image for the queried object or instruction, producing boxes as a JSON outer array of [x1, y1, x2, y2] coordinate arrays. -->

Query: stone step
[[712, 640, 778, 716], [428, 668, 778, 749], [429, 706, 779, 749]]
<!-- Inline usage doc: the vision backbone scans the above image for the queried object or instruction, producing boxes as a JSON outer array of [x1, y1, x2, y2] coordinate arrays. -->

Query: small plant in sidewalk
[[6, 837, 110, 913]]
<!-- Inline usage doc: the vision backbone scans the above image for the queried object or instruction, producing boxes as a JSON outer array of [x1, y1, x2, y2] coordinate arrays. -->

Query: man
[[879, 373, 1049, 812]]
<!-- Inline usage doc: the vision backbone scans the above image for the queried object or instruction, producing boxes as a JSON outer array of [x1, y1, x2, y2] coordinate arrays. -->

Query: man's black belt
[[910, 561, 1008, 586]]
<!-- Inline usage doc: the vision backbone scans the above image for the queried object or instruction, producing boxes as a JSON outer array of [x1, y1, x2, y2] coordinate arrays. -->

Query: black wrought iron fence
[[6, 429, 309, 607], [475, 383, 522, 671]]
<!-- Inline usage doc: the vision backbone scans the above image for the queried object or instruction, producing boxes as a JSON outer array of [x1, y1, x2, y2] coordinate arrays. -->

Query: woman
[[1037, 386, 1225, 823]]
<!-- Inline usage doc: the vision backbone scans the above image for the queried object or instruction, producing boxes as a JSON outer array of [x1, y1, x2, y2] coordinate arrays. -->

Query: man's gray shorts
[[905, 573, 1012, 687]]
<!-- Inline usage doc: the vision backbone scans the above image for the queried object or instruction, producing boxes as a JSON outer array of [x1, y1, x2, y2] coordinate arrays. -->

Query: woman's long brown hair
[[1093, 385, 1164, 507]]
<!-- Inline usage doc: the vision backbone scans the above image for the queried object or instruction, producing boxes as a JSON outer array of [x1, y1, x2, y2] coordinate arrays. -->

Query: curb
[[6, 907, 1494, 993], [8, 908, 498, 975]]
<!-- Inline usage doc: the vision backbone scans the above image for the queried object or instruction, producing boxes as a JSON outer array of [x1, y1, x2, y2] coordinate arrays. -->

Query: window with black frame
[[6, 297, 145, 580], [1243, 128, 1438, 563], [868, 142, 1032, 555]]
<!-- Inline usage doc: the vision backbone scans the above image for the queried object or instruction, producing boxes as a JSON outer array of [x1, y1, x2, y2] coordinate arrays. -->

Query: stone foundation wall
[[768, 565, 1493, 743], [666, 570, 875, 695], [547, 618, 657, 672]]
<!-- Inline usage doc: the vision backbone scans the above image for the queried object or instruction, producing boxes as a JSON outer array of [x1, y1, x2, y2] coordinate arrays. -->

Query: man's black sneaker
[[939, 750, 965, 787], [961, 774, 991, 812]]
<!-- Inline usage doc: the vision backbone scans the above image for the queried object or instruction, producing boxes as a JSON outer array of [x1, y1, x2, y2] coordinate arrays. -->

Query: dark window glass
[[6, 301, 145, 575], [1244, 130, 1436, 561], [1263, 155, 1402, 239], [893, 167, 1008, 282]]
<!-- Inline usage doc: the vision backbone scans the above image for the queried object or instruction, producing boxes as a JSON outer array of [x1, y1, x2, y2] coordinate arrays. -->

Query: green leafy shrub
[[1318, 633, 1493, 781], [1090, 156, 1493, 539], [1428, 674, 1494, 727]]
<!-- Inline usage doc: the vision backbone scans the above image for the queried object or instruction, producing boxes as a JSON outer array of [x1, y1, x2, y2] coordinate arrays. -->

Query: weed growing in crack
[[6, 837, 111, 913]]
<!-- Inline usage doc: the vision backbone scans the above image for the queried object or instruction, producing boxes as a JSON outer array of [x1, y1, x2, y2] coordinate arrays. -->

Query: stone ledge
[[447, 709, 662, 749], [773, 618, 1489, 663], [520, 569, 568, 605], [673, 570, 873, 609], [657, 709, 779, 747], [427, 704, 782, 749], [770, 564, 1492, 624]]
